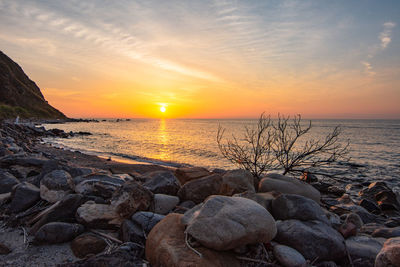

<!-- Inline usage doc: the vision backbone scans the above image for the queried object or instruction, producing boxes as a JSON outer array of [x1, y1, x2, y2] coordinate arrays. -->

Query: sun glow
[[160, 106, 166, 113]]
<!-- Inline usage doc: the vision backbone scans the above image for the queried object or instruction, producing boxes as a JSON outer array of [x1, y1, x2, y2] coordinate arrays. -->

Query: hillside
[[0, 51, 66, 120]]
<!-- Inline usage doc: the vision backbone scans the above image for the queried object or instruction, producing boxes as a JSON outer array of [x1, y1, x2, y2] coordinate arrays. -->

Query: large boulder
[[273, 244, 307, 267], [76, 201, 120, 229], [174, 167, 211, 185], [70, 233, 107, 258], [131, 211, 165, 234], [40, 170, 74, 203], [258, 173, 320, 202], [9, 182, 40, 213], [345, 236, 382, 264], [110, 181, 153, 218], [233, 191, 276, 211], [271, 194, 329, 224], [0, 170, 19, 194], [143, 171, 181, 195], [375, 237, 400, 267], [178, 174, 223, 204], [34, 222, 84, 244], [359, 181, 400, 211], [220, 169, 255, 195], [153, 194, 180, 215], [182, 195, 277, 251], [274, 219, 346, 261], [146, 213, 240, 267]]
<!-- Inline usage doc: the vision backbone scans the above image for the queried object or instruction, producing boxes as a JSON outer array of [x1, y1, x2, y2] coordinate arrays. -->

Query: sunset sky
[[0, 0, 399, 119]]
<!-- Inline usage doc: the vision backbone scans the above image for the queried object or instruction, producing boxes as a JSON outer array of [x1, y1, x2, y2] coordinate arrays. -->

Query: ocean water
[[42, 119, 400, 191]]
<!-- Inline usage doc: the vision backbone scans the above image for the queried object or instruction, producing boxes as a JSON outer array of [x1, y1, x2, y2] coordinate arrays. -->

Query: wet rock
[[174, 166, 211, 185], [143, 171, 181, 195], [0, 155, 48, 167], [346, 235, 382, 264], [153, 194, 179, 215], [258, 173, 320, 203], [110, 181, 153, 219], [40, 170, 74, 203], [273, 244, 306, 267], [121, 219, 145, 245], [0, 170, 19, 193], [76, 201, 120, 229], [0, 242, 11, 255], [385, 217, 400, 227], [131, 211, 165, 234], [178, 174, 223, 204], [339, 213, 363, 238], [70, 233, 107, 258], [182, 195, 277, 251], [327, 185, 346, 197], [274, 219, 346, 261], [146, 213, 240, 267], [233, 191, 276, 211], [219, 169, 255, 195], [9, 182, 40, 213], [271, 194, 329, 224], [372, 227, 400, 238], [330, 203, 383, 224], [34, 222, 84, 244], [376, 190, 400, 211], [359, 198, 381, 214], [375, 237, 400, 267]]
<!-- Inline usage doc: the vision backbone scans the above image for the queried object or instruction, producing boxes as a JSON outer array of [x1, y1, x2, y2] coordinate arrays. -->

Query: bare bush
[[217, 113, 349, 180]]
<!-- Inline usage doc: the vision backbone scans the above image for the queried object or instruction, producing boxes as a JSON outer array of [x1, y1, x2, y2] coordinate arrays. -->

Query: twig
[[236, 256, 270, 264], [28, 200, 60, 225], [310, 256, 319, 265], [89, 229, 123, 244], [21, 226, 28, 249], [185, 232, 202, 258]]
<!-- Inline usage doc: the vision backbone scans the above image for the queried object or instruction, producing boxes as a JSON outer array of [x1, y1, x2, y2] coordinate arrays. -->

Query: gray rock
[[0, 170, 19, 194], [9, 182, 40, 213], [75, 179, 120, 199], [143, 171, 181, 195], [233, 191, 276, 211], [375, 237, 400, 267], [153, 194, 179, 215], [274, 219, 346, 261], [76, 201, 120, 229], [34, 222, 84, 244], [258, 173, 320, 202], [273, 244, 306, 267], [346, 235, 382, 263], [177, 174, 223, 204], [40, 170, 73, 203], [372, 227, 400, 238], [174, 167, 211, 185], [121, 219, 145, 245], [220, 169, 255, 195], [182, 195, 277, 251], [131, 211, 165, 234], [70, 233, 107, 258], [271, 194, 329, 224]]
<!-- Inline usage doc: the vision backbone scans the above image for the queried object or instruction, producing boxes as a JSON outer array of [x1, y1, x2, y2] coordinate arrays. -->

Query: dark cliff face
[[0, 51, 66, 119]]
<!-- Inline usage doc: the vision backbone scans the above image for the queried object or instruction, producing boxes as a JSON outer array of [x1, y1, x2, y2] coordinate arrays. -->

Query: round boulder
[[70, 233, 107, 258], [40, 170, 74, 203]]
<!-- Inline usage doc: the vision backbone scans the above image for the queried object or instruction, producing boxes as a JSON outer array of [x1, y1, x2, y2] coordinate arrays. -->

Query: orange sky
[[1, 1, 399, 119]]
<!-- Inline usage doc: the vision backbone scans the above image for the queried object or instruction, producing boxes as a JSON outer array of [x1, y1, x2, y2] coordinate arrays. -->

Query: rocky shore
[[1, 122, 400, 267]]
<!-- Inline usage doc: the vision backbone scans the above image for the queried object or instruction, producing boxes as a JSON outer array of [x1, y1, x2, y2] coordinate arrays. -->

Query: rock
[[0, 242, 11, 255], [74, 179, 120, 199], [70, 233, 107, 258], [274, 219, 346, 261], [345, 235, 383, 264], [153, 194, 179, 215], [360, 181, 400, 211], [375, 237, 400, 267], [219, 169, 255, 195], [174, 200, 196, 214], [34, 222, 84, 244], [273, 244, 307, 267], [9, 182, 40, 213], [121, 219, 145, 245], [146, 213, 240, 267], [110, 181, 153, 219], [327, 185, 346, 197], [271, 194, 329, 224], [258, 173, 320, 202], [143, 171, 181, 195], [182, 195, 277, 251], [359, 198, 381, 214], [76, 201, 120, 229], [177, 174, 223, 204], [372, 227, 400, 238], [0, 170, 19, 194], [174, 166, 211, 185], [131, 211, 165, 234], [40, 170, 74, 203], [233, 191, 276, 211], [330, 203, 383, 224], [339, 213, 363, 238]]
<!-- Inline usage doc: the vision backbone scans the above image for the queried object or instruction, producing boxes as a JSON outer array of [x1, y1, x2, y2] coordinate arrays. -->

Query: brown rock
[[178, 174, 223, 204], [175, 167, 211, 185], [219, 169, 255, 196], [375, 237, 400, 267], [0, 242, 11, 254], [70, 233, 107, 258], [146, 213, 240, 267]]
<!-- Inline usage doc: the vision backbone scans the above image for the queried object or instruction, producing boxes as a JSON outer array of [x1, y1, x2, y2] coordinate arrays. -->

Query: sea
[[42, 119, 400, 193]]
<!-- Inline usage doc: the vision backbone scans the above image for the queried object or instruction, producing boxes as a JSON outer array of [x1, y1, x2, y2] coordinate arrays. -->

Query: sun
[[160, 106, 166, 113]]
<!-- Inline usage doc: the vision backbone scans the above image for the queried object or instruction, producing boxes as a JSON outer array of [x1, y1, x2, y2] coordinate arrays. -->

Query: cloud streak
[[380, 22, 396, 49]]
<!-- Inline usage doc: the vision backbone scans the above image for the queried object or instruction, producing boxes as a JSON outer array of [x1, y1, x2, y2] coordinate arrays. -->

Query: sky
[[0, 0, 399, 119]]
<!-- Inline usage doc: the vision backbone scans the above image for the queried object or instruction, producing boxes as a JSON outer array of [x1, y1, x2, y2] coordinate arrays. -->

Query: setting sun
[[160, 106, 166, 113]]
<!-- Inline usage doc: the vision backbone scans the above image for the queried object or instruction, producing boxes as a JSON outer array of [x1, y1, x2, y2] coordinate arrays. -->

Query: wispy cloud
[[361, 61, 376, 76], [380, 22, 396, 49]]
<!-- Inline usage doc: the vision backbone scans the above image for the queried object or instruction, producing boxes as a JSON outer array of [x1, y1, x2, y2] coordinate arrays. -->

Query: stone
[[345, 236, 383, 264], [146, 213, 240, 267], [174, 166, 211, 185], [330, 203, 383, 224], [74, 179, 120, 199], [153, 194, 179, 215], [359, 198, 381, 214], [70, 233, 107, 258], [143, 171, 181, 195], [182, 195, 277, 251], [34, 222, 84, 244], [339, 213, 363, 238], [0, 170, 19, 194], [271, 194, 329, 224], [219, 169, 255, 195], [76, 201, 121, 229], [376, 190, 400, 211], [9, 182, 40, 213], [121, 219, 145, 245], [375, 237, 400, 267], [258, 173, 320, 202], [110, 181, 153, 219], [174, 200, 196, 214], [177, 174, 223, 204], [372, 227, 400, 238], [40, 170, 74, 203], [131, 211, 165, 234], [233, 191, 276, 211], [274, 219, 346, 261], [0, 242, 11, 255], [273, 244, 306, 267]]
